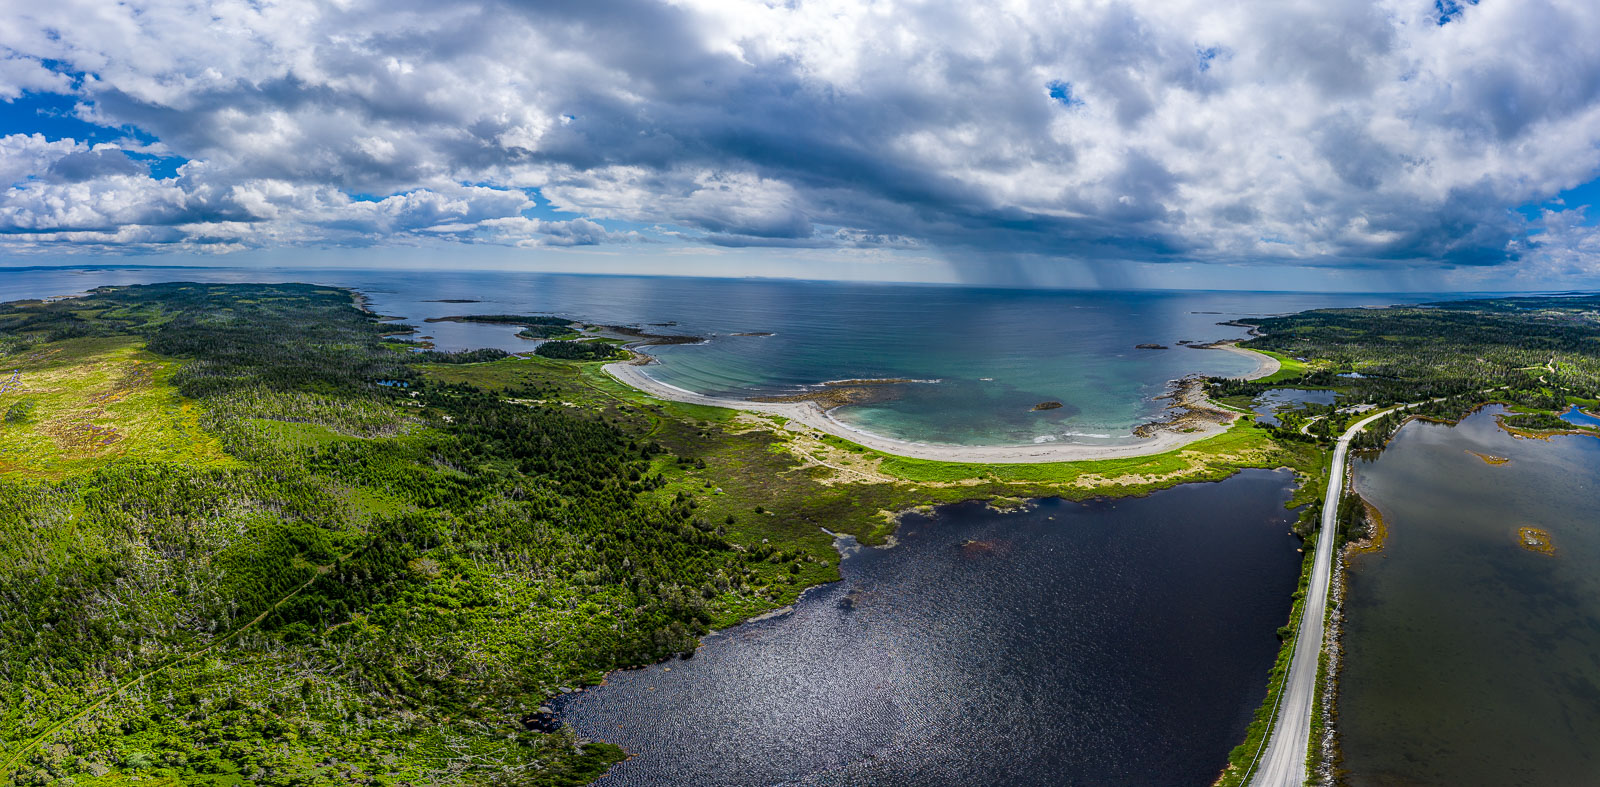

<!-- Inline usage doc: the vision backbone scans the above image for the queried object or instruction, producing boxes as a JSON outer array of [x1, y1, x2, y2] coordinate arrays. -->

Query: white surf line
[[603, 352, 1266, 465]]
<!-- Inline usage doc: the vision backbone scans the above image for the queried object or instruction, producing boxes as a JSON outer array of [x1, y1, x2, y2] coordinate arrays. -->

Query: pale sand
[[1212, 342, 1281, 380], [603, 344, 1279, 464]]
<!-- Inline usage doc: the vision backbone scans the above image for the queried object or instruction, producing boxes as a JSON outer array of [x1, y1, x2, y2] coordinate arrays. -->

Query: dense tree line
[[1242, 296, 1600, 401], [0, 284, 806, 785], [435, 314, 572, 327], [533, 340, 627, 361], [409, 348, 513, 364], [429, 314, 577, 339]]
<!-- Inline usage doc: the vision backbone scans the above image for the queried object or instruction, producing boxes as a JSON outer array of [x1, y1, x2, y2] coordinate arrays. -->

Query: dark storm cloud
[[44, 148, 145, 182], [1, 0, 1599, 270]]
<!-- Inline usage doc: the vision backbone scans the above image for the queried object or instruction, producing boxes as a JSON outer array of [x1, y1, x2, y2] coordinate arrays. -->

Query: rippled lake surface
[[1, 266, 1450, 447], [557, 470, 1302, 786], [1341, 408, 1600, 785]]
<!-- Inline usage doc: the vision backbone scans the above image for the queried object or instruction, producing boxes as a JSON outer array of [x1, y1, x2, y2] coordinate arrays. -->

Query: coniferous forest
[[0, 284, 852, 785], [1207, 295, 1600, 447]]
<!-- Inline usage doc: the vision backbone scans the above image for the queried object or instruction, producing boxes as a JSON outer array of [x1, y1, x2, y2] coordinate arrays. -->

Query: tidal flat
[[1339, 407, 1600, 785]]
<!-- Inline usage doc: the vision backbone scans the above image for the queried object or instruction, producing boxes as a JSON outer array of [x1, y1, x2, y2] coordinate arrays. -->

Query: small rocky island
[[1032, 401, 1064, 411], [1135, 343, 1169, 350]]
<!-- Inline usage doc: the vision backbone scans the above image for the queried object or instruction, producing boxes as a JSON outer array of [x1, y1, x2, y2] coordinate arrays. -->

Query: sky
[[2, 0, 1600, 291]]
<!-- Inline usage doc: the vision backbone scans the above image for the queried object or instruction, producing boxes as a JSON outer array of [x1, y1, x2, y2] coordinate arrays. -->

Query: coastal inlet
[[558, 470, 1303, 786]]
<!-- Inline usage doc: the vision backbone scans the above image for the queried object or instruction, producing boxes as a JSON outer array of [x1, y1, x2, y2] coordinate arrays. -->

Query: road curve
[[1250, 407, 1395, 786]]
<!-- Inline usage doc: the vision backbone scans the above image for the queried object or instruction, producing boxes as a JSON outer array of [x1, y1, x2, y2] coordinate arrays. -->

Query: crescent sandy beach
[[604, 342, 1280, 464]]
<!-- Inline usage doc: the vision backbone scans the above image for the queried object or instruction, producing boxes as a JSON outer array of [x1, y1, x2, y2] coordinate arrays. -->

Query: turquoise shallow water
[[1, 267, 1458, 446]]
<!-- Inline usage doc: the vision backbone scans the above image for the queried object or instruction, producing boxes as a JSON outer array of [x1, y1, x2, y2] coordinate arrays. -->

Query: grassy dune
[[873, 420, 1285, 487], [1249, 349, 1310, 384]]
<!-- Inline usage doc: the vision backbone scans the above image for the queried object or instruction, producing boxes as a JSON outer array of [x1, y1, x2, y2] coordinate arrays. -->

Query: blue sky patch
[[1, 92, 106, 141], [1046, 80, 1083, 108], [1516, 176, 1600, 228], [1435, 0, 1479, 26], [2, 90, 188, 179]]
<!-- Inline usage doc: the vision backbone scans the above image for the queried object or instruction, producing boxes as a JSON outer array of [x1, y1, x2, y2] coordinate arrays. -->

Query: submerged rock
[[960, 539, 996, 554]]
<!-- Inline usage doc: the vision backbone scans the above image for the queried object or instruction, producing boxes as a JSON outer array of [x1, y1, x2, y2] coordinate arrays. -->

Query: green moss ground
[[0, 336, 235, 478]]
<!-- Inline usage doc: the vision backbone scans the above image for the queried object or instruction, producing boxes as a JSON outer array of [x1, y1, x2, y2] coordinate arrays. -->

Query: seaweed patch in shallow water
[[1516, 526, 1555, 556]]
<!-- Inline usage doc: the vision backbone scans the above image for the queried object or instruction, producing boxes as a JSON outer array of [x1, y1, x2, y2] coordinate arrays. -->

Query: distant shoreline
[[603, 344, 1278, 464]]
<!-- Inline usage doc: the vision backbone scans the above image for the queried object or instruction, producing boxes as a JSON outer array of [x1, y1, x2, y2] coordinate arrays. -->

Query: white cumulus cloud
[[0, 0, 1597, 270]]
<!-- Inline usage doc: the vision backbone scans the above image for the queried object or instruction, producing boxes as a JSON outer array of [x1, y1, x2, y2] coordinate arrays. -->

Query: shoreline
[[603, 344, 1278, 465], [1211, 341, 1281, 379]]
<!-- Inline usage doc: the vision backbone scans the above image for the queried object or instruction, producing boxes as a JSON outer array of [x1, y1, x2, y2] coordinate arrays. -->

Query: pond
[[1338, 407, 1600, 784], [1558, 403, 1600, 429], [558, 470, 1305, 786], [1250, 388, 1339, 427]]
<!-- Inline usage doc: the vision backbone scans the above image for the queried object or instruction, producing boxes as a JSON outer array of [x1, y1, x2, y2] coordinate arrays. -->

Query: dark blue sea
[[0, 266, 1465, 446]]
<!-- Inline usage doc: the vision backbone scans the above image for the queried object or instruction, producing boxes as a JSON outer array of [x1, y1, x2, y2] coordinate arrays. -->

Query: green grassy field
[[874, 419, 1283, 486], [1249, 349, 1310, 384], [0, 336, 234, 477]]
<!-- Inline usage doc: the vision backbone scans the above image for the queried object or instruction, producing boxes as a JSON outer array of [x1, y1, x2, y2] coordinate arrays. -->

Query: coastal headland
[[604, 340, 1279, 464]]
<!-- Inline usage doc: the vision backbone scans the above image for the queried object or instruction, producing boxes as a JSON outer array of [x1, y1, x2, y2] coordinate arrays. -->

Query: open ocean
[[0, 265, 1471, 446]]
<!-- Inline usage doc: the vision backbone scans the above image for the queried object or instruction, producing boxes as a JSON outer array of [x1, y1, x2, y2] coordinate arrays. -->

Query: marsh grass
[[0, 337, 234, 478]]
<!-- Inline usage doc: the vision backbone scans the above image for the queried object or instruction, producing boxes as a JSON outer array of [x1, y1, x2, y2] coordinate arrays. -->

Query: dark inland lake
[[557, 470, 1304, 786], [1340, 408, 1600, 785]]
